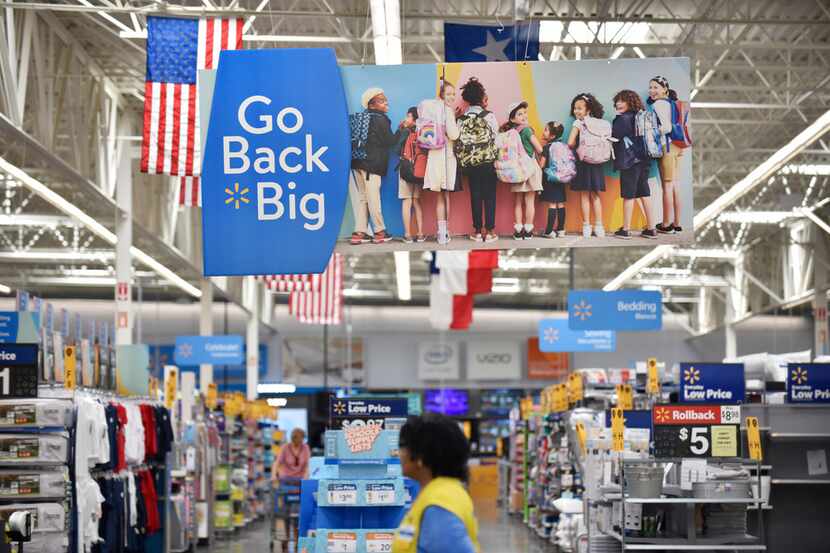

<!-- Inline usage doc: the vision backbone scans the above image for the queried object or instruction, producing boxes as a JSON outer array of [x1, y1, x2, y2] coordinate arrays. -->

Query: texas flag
[[429, 250, 499, 330]]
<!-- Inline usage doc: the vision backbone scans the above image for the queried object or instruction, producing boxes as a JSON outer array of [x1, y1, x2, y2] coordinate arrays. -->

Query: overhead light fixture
[[0, 283, 10, 294], [609, 47, 625, 59], [690, 102, 788, 110], [0, 157, 201, 299], [672, 248, 738, 259], [605, 109, 830, 291], [266, 398, 288, 407], [394, 251, 411, 301], [632, 47, 646, 58], [718, 211, 796, 224], [257, 383, 296, 394], [0, 250, 115, 263], [370, 0, 402, 65], [783, 164, 830, 176]]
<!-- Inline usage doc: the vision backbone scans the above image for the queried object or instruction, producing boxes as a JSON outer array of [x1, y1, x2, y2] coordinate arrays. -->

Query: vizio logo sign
[[201, 49, 351, 276], [476, 353, 512, 364]]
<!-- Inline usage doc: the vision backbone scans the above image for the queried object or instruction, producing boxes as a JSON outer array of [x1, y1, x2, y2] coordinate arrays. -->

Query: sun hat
[[507, 101, 529, 120], [362, 87, 385, 109]]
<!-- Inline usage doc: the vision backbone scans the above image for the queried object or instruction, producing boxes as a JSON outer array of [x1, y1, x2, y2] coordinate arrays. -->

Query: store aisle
[[205, 501, 549, 553]]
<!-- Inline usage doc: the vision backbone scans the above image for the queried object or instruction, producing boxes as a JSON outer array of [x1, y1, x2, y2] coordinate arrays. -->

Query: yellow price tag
[[746, 416, 763, 461], [616, 384, 633, 410], [63, 346, 76, 390], [647, 358, 660, 395], [148, 377, 158, 399], [165, 369, 177, 409], [206, 383, 218, 410], [575, 422, 587, 455], [611, 407, 625, 452], [556, 384, 570, 412], [568, 373, 584, 404]]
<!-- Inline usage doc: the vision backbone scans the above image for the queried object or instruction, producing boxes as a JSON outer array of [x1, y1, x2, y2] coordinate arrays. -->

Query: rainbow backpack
[[415, 99, 447, 150], [495, 128, 537, 183]]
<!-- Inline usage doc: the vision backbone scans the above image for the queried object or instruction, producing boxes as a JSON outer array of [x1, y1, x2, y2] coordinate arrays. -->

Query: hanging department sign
[[679, 363, 745, 403], [652, 404, 741, 458], [174, 336, 244, 366], [329, 397, 408, 429], [787, 363, 830, 403], [567, 290, 662, 331], [538, 319, 615, 352], [201, 49, 350, 275]]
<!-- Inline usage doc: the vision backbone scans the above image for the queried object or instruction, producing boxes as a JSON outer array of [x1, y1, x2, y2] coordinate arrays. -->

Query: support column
[[114, 139, 132, 346], [725, 298, 737, 359], [245, 276, 260, 400], [199, 279, 214, 391], [814, 226, 829, 357]]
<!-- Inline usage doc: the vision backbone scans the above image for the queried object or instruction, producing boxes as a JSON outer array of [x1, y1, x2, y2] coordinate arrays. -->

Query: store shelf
[[623, 496, 762, 504], [768, 432, 830, 440], [770, 478, 830, 485], [601, 529, 766, 550]]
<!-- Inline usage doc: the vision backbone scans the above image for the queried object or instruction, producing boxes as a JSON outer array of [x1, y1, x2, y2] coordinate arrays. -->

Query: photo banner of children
[[338, 57, 693, 252]]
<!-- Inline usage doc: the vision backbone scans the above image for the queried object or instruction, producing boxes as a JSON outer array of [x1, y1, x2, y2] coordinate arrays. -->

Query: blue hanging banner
[[787, 363, 830, 403], [174, 336, 244, 366], [444, 22, 541, 62], [0, 313, 19, 343], [200, 48, 351, 276], [538, 319, 616, 352], [679, 363, 745, 403], [605, 409, 652, 430], [568, 290, 662, 331]]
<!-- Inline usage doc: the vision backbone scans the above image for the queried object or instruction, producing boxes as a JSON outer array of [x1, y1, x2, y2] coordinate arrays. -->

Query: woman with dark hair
[[391, 414, 479, 553], [647, 75, 683, 234], [456, 77, 499, 243]]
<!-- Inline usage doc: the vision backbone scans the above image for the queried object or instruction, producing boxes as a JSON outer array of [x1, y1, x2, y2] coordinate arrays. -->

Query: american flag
[[141, 16, 243, 177], [260, 273, 321, 293], [179, 176, 201, 207], [287, 254, 344, 325]]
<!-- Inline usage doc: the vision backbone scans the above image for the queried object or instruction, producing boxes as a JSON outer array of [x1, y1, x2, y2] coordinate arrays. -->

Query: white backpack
[[576, 117, 616, 164]]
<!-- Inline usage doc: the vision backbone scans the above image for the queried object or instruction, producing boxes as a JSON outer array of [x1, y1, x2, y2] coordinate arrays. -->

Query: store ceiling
[[0, 0, 828, 323]]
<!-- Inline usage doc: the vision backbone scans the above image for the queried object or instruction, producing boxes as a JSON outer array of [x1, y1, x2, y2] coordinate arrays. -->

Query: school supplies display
[[495, 128, 538, 183]]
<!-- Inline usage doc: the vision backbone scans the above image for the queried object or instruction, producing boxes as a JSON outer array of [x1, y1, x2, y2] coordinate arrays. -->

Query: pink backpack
[[416, 99, 447, 150], [544, 142, 577, 183], [576, 117, 615, 164], [495, 129, 537, 183]]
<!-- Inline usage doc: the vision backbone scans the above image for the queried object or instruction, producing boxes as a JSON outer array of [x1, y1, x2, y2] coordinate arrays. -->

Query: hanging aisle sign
[[568, 290, 662, 331], [174, 336, 244, 366], [201, 49, 351, 276], [652, 404, 741, 458], [679, 363, 745, 403], [538, 319, 616, 352], [787, 363, 830, 403]]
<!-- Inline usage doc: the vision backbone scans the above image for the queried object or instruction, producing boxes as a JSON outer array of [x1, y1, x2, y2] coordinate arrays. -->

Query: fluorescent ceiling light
[[394, 251, 411, 301], [267, 398, 288, 407], [641, 267, 692, 276], [0, 157, 201, 299], [0, 283, 10, 294], [783, 164, 830, 176], [540, 21, 650, 44], [257, 383, 296, 394], [605, 109, 830, 291], [500, 258, 569, 270], [631, 276, 729, 288], [718, 211, 796, 224], [672, 248, 738, 259], [691, 102, 789, 110], [609, 47, 625, 59], [632, 47, 646, 58], [0, 250, 114, 262], [370, 0, 402, 65]]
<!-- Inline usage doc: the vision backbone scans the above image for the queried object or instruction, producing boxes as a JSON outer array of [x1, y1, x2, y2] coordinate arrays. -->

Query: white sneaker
[[437, 232, 449, 245], [582, 223, 591, 238], [594, 223, 605, 238]]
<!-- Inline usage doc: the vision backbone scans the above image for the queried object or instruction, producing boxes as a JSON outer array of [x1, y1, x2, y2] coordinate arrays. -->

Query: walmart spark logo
[[225, 182, 250, 210], [654, 407, 669, 423], [572, 300, 592, 321], [333, 401, 346, 415], [792, 366, 808, 385], [684, 366, 701, 384], [544, 327, 560, 344]]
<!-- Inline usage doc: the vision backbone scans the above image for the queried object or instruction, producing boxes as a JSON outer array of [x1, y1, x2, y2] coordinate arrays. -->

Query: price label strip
[[575, 422, 587, 455], [206, 383, 218, 410], [327, 531, 357, 553], [326, 483, 358, 505], [616, 384, 633, 410], [365, 483, 396, 505], [63, 346, 76, 390], [552, 384, 568, 412], [746, 416, 763, 461], [647, 357, 660, 396], [568, 373, 583, 404], [165, 369, 177, 409], [652, 405, 741, 458], [611, 408, 625, 452], [365, 532, 394, 553]]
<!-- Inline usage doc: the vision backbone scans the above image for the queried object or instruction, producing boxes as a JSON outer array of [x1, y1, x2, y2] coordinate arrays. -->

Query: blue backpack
[[543, 141, 576, 183], [636, 108, 664, 158], [349, 111, 373, 161]]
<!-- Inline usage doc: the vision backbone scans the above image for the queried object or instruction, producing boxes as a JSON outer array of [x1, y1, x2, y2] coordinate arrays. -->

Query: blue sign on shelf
[[568, 290, 662, 331], [538, 319, 616, 352], [330, 397, 409, 420], [174, 335, 244, 366], [605, 409, 652, 430], [787, 363, 830, 403], [679, 363, 745, 403], [201, 48, 351, 276], [0, 313, 19, 343]]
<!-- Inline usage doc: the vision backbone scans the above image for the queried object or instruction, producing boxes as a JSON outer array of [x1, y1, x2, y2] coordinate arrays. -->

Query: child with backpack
[[498, 101, 544, 240], [567, 93, 615, 238], [647, 75, 690, 235], [349, 87, 406, 245], [398, 107, 426, 243], [456, 77, 500, 243], [610, 90, 657, 240], [538, 122, 574, 238], [420, 80, 462, 245]]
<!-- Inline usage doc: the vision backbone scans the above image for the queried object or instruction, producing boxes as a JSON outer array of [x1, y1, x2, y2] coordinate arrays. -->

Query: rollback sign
[[201, 48, 350, 275]]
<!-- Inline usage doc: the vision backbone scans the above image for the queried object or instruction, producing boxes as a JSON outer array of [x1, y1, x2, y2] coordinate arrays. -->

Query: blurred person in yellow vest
[[392, 414, 480, 553]]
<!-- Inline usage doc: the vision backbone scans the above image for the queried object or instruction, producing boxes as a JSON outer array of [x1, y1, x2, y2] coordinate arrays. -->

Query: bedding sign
[[201, 48, 351, 276]]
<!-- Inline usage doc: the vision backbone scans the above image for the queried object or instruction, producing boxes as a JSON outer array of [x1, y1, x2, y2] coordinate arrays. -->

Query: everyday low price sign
[[0, 345, 38, 398], [538, 319, 616, 352], [329, 397, 408, 429], [652, 404, 741, 458], [679, 363, 745, 403], [787, 363, 830, 403], [568, 290, 662, 331], [174, 336, 244, 366]]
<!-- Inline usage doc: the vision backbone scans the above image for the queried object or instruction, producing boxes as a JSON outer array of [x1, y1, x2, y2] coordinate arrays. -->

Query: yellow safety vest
[[392, 477, 480, 553]]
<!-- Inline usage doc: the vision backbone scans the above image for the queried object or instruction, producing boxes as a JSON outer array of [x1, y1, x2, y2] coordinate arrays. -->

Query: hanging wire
[[494, 0, 505, 32], [360, 0, 371, 66], [523, 13, 534, 61]]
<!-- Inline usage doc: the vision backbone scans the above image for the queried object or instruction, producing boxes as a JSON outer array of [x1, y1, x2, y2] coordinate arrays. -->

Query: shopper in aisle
[[271, 427, 310, 481], [393, 414, 479, 553]]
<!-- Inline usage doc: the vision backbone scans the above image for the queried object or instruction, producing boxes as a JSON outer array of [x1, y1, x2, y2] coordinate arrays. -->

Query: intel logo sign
[[424, 345, 453, 365]]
